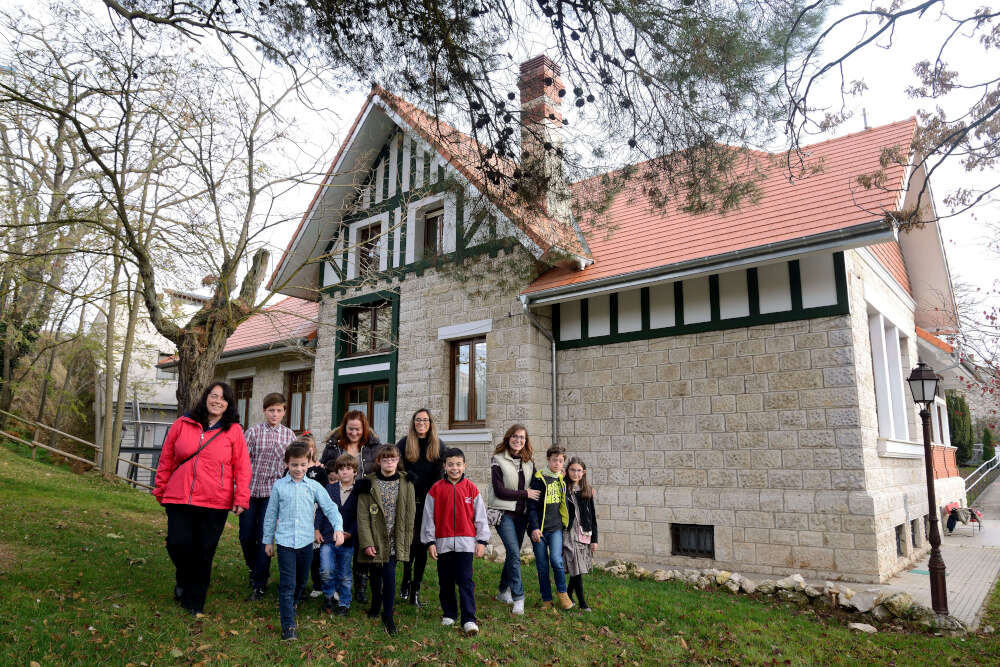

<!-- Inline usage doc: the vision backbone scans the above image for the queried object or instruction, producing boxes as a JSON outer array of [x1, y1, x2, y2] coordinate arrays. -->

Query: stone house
[[266, 55, 965, 583]]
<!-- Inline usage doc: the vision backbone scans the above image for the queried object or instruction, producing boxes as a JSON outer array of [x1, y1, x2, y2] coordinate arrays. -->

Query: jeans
[[319, 542, 353, 607], [367, 558, 397, 621], [276, 544, 312, 631], [438, 551, 477, 625], [238, 497, 272, 589], [531, 528, 566, 601], [497, 513, 527, 600], [165, 504, 229, 614]]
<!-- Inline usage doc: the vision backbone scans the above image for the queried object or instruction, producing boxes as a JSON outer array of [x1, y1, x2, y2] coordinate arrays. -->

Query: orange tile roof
[[523, 118, 918, 295], [916, 325, 954, 354], [374, 86, 587, 260], [868, 239, 911, 294], [222, 297, 318, 355]]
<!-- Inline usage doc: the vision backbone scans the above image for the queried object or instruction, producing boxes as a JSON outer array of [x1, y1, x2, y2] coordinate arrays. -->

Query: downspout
[[519, 295, 558, 445]]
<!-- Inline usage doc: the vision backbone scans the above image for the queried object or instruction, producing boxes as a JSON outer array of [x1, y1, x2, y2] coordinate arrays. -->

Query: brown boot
[[556, 592, 574, 610], [540, 600, 554, 610]]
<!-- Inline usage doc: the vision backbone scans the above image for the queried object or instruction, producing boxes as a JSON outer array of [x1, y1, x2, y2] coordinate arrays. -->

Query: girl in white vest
[[487, 424, 540, 615]]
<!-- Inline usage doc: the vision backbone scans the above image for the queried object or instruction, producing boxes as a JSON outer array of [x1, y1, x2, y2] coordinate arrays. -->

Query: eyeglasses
[[414, 418, 431, 424]]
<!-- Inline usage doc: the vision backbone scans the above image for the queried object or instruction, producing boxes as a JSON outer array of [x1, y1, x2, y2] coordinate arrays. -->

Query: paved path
[[872, 477, 1000, 629]]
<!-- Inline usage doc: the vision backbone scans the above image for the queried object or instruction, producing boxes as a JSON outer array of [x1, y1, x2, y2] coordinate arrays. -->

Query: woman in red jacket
[[153, 382, 251, 615]]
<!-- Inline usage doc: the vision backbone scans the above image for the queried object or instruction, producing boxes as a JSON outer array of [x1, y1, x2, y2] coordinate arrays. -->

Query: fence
[[0, 408, 166, 491], [965, 455, 1000, 506]]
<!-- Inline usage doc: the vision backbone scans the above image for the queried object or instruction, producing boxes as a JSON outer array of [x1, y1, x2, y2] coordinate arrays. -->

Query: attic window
[[357, 222, 381, 275], [423, 207, 443, 258]]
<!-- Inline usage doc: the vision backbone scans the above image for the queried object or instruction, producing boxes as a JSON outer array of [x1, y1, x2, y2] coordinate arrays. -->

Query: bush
[[983, 427, 995, 462], [947, 391, 974, 463]]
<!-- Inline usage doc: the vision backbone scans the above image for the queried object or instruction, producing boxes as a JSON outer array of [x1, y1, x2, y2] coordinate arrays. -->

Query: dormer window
[[423, 207, 443, 258], [357, 222, 380, 275]]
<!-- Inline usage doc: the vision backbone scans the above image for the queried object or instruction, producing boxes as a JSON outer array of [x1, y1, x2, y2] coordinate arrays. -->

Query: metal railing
[[965, 455, 999, 505], [0, 408, 158, 490]]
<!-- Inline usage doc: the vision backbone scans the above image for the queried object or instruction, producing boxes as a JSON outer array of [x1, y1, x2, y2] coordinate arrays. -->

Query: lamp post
[[906, 361, 948, 616]]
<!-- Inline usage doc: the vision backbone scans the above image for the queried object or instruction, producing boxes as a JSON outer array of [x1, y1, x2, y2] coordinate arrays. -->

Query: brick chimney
[[518, 54, 571, 224]]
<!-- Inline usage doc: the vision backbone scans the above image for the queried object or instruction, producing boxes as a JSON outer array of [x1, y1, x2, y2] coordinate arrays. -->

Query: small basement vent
[[671, 523, 715, 559]]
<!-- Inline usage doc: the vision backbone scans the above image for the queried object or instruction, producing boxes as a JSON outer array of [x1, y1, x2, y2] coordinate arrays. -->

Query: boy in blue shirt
[[263, 441, 344, 640], [315, 454, 358, 616]]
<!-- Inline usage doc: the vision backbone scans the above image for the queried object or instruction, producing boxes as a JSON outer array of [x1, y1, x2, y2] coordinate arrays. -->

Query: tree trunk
[[110, 275, 142, 464], [101, 239, 122, 477]]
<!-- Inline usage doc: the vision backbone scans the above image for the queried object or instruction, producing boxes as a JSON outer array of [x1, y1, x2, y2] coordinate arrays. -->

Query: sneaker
[[281, 627, 298, 641], [462, 621, 480, 635], [495, 588, 513, 605], [441, 617, 456, 626], [323, 596, 335, 614], [383, 618, 397, 636], [580, 605, 593, 612], [399, 581, 410, 600], [556, 591, 575, 610], [309, 590, 324, 598], [336, 606, 349, 617], [247, 588, 265, 602], [512, 598, 525, 615]]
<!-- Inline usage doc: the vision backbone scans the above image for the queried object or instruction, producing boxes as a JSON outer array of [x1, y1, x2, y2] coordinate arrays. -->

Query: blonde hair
[[405, 409, 441, 463]]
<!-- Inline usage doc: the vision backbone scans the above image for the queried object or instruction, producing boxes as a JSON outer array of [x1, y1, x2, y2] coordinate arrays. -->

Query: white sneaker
[[462, 621, 479, 635], [441, 617, 455, 626], [309, 590, 323, 598], [512, 598, 525, 615], [495, 588, 513, 605]]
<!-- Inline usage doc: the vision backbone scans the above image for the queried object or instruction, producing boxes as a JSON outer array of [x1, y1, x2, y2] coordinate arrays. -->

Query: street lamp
[[906, 361, 948, 616]]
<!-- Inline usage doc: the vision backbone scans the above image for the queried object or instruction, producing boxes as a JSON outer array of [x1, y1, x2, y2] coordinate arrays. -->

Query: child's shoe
[[383, 617, 397, 636], [336, 606, 349, 617], [540, 600, 553, 610], [512, 598, 525, 615], [557, 592, 575, 610], [580, 605, 593, 612], [495, 588, 513, 604], [462, 621, 479, 635], [322, 596, 335, 614], [441, 617, 455, 626], [281, 627, 298, 641]]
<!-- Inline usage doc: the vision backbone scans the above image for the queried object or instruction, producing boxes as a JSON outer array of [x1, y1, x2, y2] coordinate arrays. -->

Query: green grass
[[1, 445, 998, 666]]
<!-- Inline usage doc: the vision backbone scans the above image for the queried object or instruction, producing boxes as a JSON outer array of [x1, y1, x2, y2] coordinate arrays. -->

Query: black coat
[[320, 431, 380, 476], [396, 436, 444, 502], [316, 481, 358, 544], [566, 490, 598, 544]]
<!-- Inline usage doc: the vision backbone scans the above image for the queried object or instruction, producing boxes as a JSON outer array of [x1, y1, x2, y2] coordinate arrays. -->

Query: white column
[[869, 313, 895, 438], [884, 324, 910, 441]]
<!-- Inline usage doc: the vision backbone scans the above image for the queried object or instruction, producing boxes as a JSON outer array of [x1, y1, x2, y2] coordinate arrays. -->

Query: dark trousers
[[568, 574, 588, 608], [368, 558, 397, 621], [311, 546, 322, 591], [276, 544, 312, 631], [165, 504, 229, 614], [238, 497, 272, 589], [437, 551, 476, 625], [401, 504, 429, 590]]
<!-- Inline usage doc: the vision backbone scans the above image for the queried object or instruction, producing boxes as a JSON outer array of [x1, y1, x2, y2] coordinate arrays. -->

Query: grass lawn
[[1, 444, 998, 666]]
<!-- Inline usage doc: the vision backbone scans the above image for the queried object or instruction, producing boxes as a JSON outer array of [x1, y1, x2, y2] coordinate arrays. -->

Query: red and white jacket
[[420, 475, 491, 554], [153, 416, 251, 511]]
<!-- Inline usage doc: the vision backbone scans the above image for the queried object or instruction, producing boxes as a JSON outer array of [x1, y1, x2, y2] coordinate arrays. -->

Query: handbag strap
[[174, 428, 225, 469]]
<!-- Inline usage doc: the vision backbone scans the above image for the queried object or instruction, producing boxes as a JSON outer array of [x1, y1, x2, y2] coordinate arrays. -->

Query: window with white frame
[[422, 207, 443, 259], [930, 394, 951, 445], [868, 311, 911, 441], [356, 222, 381, 276]]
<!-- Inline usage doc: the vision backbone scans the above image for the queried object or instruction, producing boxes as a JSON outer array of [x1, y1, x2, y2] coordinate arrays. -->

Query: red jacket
[[153, 416, 251, 510], [420, 476, 491, 553]]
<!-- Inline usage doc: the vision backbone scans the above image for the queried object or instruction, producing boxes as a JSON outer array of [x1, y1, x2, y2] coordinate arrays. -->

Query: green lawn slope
[[1, 445, 998, 665]]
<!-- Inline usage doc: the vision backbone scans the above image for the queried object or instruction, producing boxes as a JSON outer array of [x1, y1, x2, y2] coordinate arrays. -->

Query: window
[[422, 207, 443, 258], [357, 222, 381, 275], [868, 311, 910, 441], [234, 378, 253, 429], [670, 524, 715, 558], [930, 395, 951, 445], [342, 381, 389, 441], [342, 301, 392, 356], [895, 523, 906, 557], [911, 518, 922, 548], [155, 353, 177, 381], [285, 370, 312, 434], [450, 336, 486, 427]]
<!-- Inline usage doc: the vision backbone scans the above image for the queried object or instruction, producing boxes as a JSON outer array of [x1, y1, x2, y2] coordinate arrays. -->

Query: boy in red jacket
[[421, 447, 490, 635]]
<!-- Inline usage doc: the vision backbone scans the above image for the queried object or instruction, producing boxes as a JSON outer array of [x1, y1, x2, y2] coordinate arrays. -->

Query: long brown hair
[[335, 410, 371, 450], [565, 456, 594, 499], [405, 408, 440, 463], [493, 423, 533, 462]]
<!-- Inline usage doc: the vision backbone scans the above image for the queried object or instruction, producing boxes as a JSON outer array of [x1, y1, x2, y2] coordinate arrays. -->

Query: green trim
[[709, 274, 721, 323], [674, 281, 684, 326], [555, 253, 850, 351], [640, 287, 651, 331], [553, 302, 561, 344], [747, 268, 760, 317], [789, 260, 803, 311], [409, 137, 416, 192], [609, 292, 619, 336]]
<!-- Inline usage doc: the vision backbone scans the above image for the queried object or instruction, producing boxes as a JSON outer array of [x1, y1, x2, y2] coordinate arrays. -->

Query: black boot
[[382, 615, 397, 635], [399, 580, 410, 601], [408, 585, 422, 608], [356, 572, 369, 605]]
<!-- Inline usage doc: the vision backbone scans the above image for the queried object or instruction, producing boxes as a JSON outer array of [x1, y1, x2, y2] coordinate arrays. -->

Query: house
[[267, 55, 967, 583]]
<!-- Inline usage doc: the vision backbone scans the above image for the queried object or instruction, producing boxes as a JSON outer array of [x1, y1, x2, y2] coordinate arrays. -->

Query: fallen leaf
[[169, 648, 183, 658], [229, 629, 239, 636], [105, 533, 124, 539]]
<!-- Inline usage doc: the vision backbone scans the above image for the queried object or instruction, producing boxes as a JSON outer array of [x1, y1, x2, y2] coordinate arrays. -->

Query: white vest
[[487, 450, 535, 511]]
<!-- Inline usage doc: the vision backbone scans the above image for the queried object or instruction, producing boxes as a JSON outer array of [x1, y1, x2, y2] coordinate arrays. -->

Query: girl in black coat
[[396, 408, 444, 607], [563, 457, 598, 611]]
